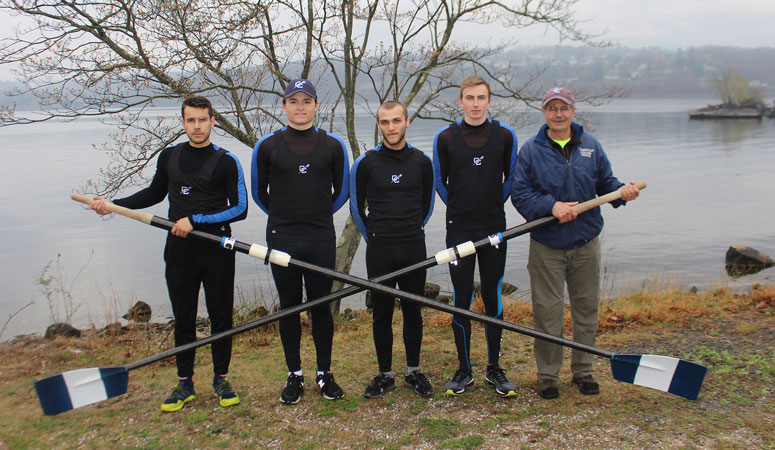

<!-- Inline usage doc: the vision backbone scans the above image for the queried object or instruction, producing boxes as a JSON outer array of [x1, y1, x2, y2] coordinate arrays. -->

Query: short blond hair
[[459, 76, 491, 98]]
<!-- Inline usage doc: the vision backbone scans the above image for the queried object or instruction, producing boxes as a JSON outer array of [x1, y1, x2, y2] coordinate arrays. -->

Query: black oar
[[38, 184, 698, 416]]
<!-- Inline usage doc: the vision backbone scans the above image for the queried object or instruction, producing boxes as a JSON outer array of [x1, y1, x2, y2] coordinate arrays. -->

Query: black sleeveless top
[[166, 143, 230, 233], [266, 129, 335, 242], [445, 120, 506, 231]]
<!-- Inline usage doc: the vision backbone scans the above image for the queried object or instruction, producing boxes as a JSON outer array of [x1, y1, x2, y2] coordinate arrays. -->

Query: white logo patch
[[180, 186, 191, 195], [299, 163, 310, 174], [294, 80, 306, 89], [222, 237, 235, 250], [391, 174, 403, 184], [579, 148, 594, 158], [553, 87, 562, 94], [473, 156, 484, 166]]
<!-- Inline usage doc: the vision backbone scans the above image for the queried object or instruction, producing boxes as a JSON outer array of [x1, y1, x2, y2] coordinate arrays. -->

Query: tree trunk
[[330, 215, 362, 314]]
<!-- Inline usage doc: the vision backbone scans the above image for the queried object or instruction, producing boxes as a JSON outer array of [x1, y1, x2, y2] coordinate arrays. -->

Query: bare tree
[[1, 0, 616, 312]]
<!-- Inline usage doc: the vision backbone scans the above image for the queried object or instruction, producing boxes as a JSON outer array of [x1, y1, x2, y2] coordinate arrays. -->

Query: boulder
[[424, 282, 441, 298], [122, 301, 152, 323], [474, 281, 518, 296], [725, 245, 775, 277], [103, 322, 125, 336], [44, 322, 81, 339], [436, 295, 452, 304]]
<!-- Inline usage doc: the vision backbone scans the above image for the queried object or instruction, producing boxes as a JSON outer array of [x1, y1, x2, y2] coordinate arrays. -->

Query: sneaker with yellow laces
[[160, 380, 195, 412], [213, 376, 240, 407]]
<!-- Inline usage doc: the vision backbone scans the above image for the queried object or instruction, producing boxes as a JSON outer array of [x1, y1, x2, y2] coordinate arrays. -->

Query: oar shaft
[[74, 183, 644, 369]]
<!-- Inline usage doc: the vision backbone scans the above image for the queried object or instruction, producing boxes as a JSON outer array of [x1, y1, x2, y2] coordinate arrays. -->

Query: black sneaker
[[537, 379, 559, 399], [572, 375, 600, 395], [213, 377, 240, 407], [404, 371, 434, 398], [316, 372, 344, 400], [363, 373, 396, 398], [280, 373, 304, 404], [160, 381, 195, 412], [444, 369, 473, 396], [485, 366, 517, 397]]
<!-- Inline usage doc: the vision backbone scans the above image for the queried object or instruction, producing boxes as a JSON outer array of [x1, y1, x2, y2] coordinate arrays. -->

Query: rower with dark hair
[[90, 95, 248, 412]]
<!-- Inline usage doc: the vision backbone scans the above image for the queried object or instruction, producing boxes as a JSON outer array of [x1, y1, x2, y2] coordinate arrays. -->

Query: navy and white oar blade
[[611, 354, 707, 400], [34, 367, 129, 415]]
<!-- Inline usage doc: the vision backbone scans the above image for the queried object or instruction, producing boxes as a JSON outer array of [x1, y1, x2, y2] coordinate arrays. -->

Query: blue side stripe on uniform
[[432, 125, 451, 204], [349, 152, 368, 240], [193, 152, 248, 225], [329, 132, 351, 213], [251, 132, 275, 215]]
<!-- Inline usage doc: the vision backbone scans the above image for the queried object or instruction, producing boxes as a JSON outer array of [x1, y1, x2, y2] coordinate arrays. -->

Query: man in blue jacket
[[511, 86, 639, 400]]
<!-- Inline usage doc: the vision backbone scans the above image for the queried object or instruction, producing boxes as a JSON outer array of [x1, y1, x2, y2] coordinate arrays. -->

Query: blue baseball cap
[[284, 79, 317, 99]]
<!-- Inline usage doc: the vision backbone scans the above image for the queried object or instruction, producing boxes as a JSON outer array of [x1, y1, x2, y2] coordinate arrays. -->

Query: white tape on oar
[[248, 244, 291, 267], [434, 241, 476, 265]]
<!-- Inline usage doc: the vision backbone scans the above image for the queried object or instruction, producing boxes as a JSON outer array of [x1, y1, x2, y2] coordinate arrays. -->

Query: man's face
[[542, 99, 575, 138], [377, 105, 410, 150], [459, 84, 492, 125], [181, 106, 215, 147], [282, 92, 319, 129]]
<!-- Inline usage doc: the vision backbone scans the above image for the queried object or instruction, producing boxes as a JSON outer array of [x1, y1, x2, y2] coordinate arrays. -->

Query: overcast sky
[[1, 0, 773, 80]]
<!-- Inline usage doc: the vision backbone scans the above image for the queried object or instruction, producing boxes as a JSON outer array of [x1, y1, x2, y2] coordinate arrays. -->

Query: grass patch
[[2, 284, 775, 448]]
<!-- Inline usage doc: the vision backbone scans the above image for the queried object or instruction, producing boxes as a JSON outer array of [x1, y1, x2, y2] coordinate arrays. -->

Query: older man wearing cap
[[511, 86, 639, 400], [251, 78, 350, 404]]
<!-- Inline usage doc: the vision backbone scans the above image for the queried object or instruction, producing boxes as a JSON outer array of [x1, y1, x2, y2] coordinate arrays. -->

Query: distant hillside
[[498, 45, 775, 98], [3, 46, 774, 109]]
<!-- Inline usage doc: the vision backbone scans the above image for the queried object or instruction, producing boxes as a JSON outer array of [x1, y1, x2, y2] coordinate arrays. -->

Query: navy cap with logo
[[542, 86, 575, 107], [284, 79, 317, 99]]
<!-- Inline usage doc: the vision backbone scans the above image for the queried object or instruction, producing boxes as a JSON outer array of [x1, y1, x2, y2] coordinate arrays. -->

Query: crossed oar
[[35, 183, 706, 415]]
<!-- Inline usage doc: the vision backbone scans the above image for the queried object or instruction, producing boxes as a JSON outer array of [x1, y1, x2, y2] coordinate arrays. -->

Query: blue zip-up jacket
[[511, 122, 625, 250]]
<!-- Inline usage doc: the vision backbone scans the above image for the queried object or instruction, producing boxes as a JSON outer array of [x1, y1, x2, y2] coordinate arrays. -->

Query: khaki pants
[[527, 237, 600, 381]]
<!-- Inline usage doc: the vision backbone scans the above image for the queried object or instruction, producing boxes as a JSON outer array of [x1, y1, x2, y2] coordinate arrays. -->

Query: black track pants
[[270, 240, 336, 372], [446, 229, 507, 369], [164, 235, 235, 378], [366, 237, 426, 373]]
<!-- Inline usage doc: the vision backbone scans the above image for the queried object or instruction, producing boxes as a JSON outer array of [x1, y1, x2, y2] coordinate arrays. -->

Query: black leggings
[[164, 235, 235, 379], [270, 240, 336, 372], [446, 229, 507, 369], [366, 237, 426, 373]]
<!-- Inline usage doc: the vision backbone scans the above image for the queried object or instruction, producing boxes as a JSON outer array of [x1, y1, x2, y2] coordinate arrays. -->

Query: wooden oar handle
[[573, 181, 646, 215], [71, 193, 154, 225]]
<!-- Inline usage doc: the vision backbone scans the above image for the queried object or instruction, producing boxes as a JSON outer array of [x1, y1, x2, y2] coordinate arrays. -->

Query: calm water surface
[[1, 97, 773, 339]]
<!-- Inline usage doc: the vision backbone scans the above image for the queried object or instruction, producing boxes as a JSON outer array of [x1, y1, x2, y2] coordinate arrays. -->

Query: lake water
[[1, 97, 774, 340]]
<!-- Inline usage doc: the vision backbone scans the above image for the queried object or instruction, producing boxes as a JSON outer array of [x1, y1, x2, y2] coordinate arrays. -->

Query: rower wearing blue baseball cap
[[251, 78, 350, 404]]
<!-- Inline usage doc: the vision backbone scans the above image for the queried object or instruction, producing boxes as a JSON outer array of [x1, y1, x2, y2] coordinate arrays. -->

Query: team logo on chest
[[298, 163, 310, 174], [473, 155, 484, 166], [391, 173, 403, 184], [180, 186, 192, 195]]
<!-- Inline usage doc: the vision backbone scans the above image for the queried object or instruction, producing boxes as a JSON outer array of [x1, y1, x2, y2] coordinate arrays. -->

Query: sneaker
[[485, 366, 517, 397], [537, 379, 559, 399], [280, 373, 304, 404], [363, 373, 396, 398], [316, 372, 344, 400], [572, 375, 600, 395], [160, 381, 195, 412], [444, 369, 473, 396], [213, 377, 240, 407], [404, 371, 434, 398]]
